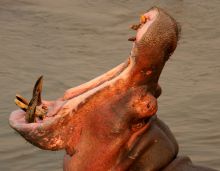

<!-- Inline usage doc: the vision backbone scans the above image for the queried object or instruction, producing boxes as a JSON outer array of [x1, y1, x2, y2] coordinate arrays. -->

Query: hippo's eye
[[131, 117, 151, 132], [131, 121, 144, 131]]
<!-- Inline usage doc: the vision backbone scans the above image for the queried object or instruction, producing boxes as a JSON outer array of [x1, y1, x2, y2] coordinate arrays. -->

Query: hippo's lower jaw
[[9, 7, 181, 171]]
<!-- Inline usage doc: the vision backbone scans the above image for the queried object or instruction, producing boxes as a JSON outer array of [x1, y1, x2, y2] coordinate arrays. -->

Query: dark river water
[[0, 0, 219, 170]]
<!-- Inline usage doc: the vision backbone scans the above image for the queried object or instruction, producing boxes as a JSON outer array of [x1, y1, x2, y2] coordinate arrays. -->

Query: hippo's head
[[10, 7, 180, 171]]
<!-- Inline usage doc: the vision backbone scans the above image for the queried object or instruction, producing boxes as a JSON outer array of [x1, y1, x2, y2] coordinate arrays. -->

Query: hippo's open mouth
[[9, 7, 180, 157], [10, 8, 159, 128]]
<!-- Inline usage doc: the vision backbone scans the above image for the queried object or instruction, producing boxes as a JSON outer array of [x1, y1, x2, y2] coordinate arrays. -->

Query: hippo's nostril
[[147, 103, 151, 109]]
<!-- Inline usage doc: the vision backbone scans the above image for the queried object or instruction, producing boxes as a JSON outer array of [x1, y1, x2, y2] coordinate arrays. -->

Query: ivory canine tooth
[[15, 94, 48, 122], [16, 94, 29, 105], [14, 98, 27, 111], [26, 76, 43, 123]]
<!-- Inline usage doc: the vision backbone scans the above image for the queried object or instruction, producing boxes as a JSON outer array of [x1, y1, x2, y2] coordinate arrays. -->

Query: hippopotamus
[[9, 7, 217, 171]]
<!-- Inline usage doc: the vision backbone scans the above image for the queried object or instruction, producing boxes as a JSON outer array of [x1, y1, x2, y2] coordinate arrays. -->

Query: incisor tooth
[[140, 15, 149, 24], [128, 37, 136, 41], [130, 24, 141, 30]]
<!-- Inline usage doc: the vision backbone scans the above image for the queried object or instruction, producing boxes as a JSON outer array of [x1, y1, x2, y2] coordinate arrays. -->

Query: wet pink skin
[[9, 7, 187, 171], [136, 9, 158, 42]]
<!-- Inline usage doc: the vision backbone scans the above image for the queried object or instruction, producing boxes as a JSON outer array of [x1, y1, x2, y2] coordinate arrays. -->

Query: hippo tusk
[[14, 98, 28, 112], [32, 75, 43, 105], [25, 75, 43, 123], [14, 82, 48, 122], [14, 93, 29, 112], [130, 24, 141, 30], [14, 76, 48, 123], [16, 94, 29, 105]]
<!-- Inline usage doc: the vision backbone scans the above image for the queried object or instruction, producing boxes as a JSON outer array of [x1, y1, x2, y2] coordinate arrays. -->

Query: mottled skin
[[9, 7, 216, 171]]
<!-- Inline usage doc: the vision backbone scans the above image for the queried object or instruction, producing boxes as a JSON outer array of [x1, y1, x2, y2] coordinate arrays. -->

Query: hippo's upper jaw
[[9, 7, 180, 171]]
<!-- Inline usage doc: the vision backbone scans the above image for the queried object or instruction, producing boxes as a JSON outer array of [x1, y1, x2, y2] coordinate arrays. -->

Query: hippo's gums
[[9, 7, 217, 171]]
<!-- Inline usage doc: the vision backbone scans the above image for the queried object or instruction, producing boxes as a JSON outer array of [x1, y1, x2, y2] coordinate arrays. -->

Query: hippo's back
[[162, 156, 217, 171]]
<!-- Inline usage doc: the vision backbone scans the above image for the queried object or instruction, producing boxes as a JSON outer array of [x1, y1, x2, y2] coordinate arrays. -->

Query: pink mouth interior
[[9, 100, 66, 130]]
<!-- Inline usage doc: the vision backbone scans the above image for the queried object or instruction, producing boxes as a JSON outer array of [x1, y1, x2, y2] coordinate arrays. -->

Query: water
[[0, 0, 219, 170]]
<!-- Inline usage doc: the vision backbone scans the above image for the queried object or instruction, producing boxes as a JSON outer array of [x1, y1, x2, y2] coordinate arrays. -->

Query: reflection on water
[[0, 0, 219, 170]]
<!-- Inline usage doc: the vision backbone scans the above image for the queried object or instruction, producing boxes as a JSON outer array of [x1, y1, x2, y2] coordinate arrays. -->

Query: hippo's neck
[[128, 118, 179, 171], [63, 117, 178, 171], [113, 117, 179, 171]]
